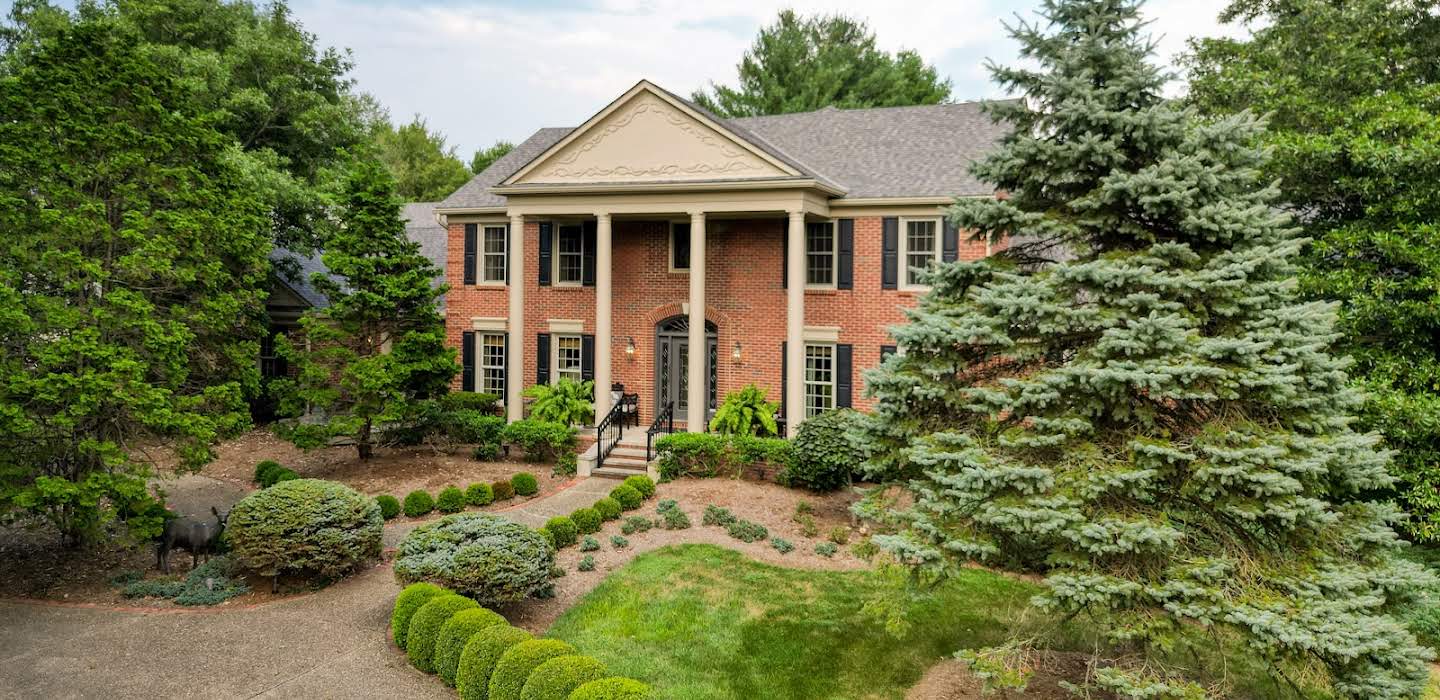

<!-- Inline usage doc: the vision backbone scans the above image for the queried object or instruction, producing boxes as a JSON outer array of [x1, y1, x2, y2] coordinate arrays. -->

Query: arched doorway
[[654, 315, 717, 419]]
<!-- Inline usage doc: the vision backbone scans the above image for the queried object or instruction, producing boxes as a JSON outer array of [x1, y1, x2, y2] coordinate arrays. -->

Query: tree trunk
[[358, 418, 373, 460]]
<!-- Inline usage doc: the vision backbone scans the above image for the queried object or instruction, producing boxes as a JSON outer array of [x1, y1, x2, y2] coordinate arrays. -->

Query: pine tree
[[275, 159, 455, 459], [858, 1, 1433, 696]]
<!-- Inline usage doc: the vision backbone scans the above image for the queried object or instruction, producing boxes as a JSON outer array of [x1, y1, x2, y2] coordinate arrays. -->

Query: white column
[[506, 214, 526, 422], [687, 211, 706, 431], [594, 213, 613, 420], [785, 211, 806, 437]]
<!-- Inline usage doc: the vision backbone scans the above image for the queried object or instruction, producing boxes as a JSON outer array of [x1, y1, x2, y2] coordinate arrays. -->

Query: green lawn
[[546, 544, 1046, 700]]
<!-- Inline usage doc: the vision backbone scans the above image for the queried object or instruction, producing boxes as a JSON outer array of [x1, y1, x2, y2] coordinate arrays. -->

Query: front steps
[[578, 428, 658, 480]]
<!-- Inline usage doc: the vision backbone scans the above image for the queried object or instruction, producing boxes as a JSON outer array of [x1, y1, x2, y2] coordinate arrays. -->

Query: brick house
[[434, 80, 1009, 450]]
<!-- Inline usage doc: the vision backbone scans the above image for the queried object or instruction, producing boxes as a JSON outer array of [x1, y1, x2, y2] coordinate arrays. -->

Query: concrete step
[[609, 445, 650, 459], [594, 465, 649, 479]]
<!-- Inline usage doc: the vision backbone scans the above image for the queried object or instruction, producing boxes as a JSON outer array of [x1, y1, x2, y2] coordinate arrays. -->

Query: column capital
[[595, 212, 611, 222], [688, 210, 706, 221]]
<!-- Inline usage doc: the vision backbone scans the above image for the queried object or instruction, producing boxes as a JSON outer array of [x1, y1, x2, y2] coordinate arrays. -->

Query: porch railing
[[594, 400, 626, 470], [646, 400, 675, 461]]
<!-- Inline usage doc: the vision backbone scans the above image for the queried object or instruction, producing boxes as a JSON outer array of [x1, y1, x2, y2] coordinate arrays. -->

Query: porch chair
[[610, 383, 640, 429]]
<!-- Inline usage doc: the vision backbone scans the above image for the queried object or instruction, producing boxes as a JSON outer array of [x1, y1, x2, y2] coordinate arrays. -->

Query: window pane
[[672, 223, 690, 269], [557, 226, 583, 283], [557, 335, 582, 381], [806, 223, 833, 285], [480, 333, 506, 395], [804, 344, 834, 417], [906, 220, 936, 285], [483, 227, 507, 282]]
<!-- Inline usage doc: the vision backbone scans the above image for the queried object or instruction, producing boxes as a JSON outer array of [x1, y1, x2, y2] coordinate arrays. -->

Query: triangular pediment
[[504, 81, 799, 186]]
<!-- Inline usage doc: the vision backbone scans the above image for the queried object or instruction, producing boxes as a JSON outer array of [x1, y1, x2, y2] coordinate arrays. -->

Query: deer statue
[[157, 506, 227, 574]]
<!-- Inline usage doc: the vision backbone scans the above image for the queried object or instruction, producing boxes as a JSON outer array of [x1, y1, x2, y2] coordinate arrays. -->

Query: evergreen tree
[[275, 160, 455, 460], [859, 1, 1433, 696], [0, 19, 269, 545]]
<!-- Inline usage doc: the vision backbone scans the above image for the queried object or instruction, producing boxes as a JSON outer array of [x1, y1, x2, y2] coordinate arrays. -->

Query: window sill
[[804, 287, 839, 296]]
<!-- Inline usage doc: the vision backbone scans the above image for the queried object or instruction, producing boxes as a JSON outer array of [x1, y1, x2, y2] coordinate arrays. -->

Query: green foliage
[[457, 625, 533, 700], [227, 479, 383, 581], [609, 536, 629, 550], [592, 498, 621, 521], [522, 379, 595, 427], [395, 514, 555, 603], [656, 501, 690, 530], [783, 408, 863, 491], [707, 385, 779, 437], [731, 436, 793, 467], [408, 594, 479, 673], [489, 639, 578, 700], [474, 443, 503, 462], [566, 678, 652, 700], [621, 475, 654, 499], [273, 159, 454, 460], [536, 528, 556, 550], [447, 412, 506, 446], [580, 536, 600, 552], [794, 514, 818, 538], [578, 555, 596, 572], [502, 420, 579, 463], [254, 461, 283, 485], [373, 115, 472, 202], [392, 582, 447, 650], [376, 494, 401, 520], [609, 485, 642, 511], [518, 655, 608, 700], [653, 433, 790, 481], [438, 486, 467, 514], [493, 480, 515, 501], [120, 555, 249, 606], [571, 508, 601, 535], [271, 468, 299, 484], [544, 517, 578, 548], [691, 10, 950, 118], [620, 517, 652, 536], [701, 506, 736, 528], [441, 393, 502, 414], [467, 483, 495, 507], [435, 607, 507, 687], [813, 542, 837, 558], [404, 490, 435, 517], [470, 141, 516, 175], [857, 2, 1434, 696], [827, 527, 849, 545], [726, 520, 768, 543], [512, 472, 539, 497], [771, 538, 795, 555]]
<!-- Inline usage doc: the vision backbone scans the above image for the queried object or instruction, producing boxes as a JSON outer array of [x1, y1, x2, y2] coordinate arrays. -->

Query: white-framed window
[[669, 222, 691, 272], [479, 332, 506, 396], [805, 221, 836, 287], [804, 343, 835, 417], [481, 225, 507, 283], [554, 335, 583, 383], [555, 224, 584, 284], [900, 217, 941, 288]]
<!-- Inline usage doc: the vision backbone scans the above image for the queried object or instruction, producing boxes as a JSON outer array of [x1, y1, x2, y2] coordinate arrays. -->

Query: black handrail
[[646, 401, 675, 461], [594, 399, 626, 470]]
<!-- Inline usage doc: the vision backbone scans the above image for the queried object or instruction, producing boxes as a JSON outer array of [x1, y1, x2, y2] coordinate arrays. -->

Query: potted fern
[[523, 378, 595, 427], [708, 385, 780, 437]]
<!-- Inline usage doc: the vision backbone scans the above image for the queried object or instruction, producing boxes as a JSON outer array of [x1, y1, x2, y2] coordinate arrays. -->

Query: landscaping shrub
[[702, 505, 736, 527], [405, 490, 436, 517], [121, 555, 248, 605], [781, 408, 863, 491], [609, 484, 642, 510], [122, 577, 185, 599], [376, 494, 401, 520], [610, 535, 628, 549], [447, 411, 506, 445], [537, 528, 556, 550], [578, 555, 595, 572], [592, 497, 621, 521], [544, 517, 578, 548], [568, 677, 653, 700], [726, 519, 768, 543], [438, 486, 468, 514], [441, 392, 501, 415], [435, 607, 508, 687], [814, 542, 838, 558], [522, 379, 594, 427], [501, 420, 578, 463], [620, 516, 652, 535], [392, 582, 447, 650], [519, 655, 608, 700], [851, 539, 879, 561], [493, 480, 515, 501], [654, 433, 727, 479], [656, 500, 690, 530], [828, 526, 850, 545], [554, 452, 578, 478], [512, 472, 539, 497], [395, 514, 555, 603], [467, 482, 495, 507], [227, 479, 383, 582], [253, 460, 283, 485], [795, 513, 818, 537], [708, 384, 780, 437], [771, 537, 795, 554], [622, 475, 654, 499], [489, 639, 577, 700], [570, 507, 601, 534], [457, 624, 532, 700], [550, 565, 566, 578], [732, 435, 792, 468], [579, 536, 600, 552], [408, 594, 480, 673], [272, 468, 299, 484], [474, 442, 503, 461]]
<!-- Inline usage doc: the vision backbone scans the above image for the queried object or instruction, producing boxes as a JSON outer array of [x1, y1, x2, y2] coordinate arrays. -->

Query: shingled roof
[[437, 97, 1014, 210]]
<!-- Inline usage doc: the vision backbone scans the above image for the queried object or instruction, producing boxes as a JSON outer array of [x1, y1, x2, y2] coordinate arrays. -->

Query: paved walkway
[[0, 477, 618, 700]]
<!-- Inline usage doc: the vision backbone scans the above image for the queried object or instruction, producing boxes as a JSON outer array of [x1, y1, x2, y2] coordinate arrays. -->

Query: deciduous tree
[[470, 140, 515, 175], [374, 115, 473, 202]]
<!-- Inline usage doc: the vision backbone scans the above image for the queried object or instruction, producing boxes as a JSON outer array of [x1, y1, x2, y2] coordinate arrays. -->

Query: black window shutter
[[673, 223, 690, 269], [942, 216, 959, 263], [779, 341, 787, 417], [580, 334, 595, 382], [538, 222, 553, 286], [880, 344, 897, 362], [463, 224, 478, 285], [882, 217, 899, 289], [536, 333, 551, 385], [837, 219, 854, 290], [461, 331, 475, 391], [582, 220, 597, 286], [835, 344, 852, 409], [780, 227, 787, 289]]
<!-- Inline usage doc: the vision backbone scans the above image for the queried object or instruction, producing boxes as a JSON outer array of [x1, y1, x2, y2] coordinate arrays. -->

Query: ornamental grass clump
[[434, 607, 507, 687], [457, 625, 532, 700], [856, 2, 1435, 696], [408, 594, 479, 673], [395, 514, 554, 603], [488, 639, 577, 700]]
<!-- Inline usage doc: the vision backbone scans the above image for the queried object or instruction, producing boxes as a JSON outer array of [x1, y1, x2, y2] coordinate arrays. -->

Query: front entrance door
[[654, 316, 716, 420]]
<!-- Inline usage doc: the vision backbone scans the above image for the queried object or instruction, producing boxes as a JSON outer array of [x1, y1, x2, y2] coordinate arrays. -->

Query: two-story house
[[434, 80, 1009, 452]]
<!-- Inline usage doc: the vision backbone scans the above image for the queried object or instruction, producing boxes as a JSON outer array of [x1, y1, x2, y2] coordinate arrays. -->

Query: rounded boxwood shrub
[[570, 508, 601, 535], [227, 479, 382, 581], [592, 497, 621, 521], [609, 484, 642, 511], [489, 639, 577, 700], [544, 516, 578, 548], [467, 482, 495, 507], [567, 677, 653, 700], [408, 594, 479, 673], [392, 582, 447, 650], [253, 459, 282, 485], [435, 607, 507, 687], [457, 625, 533, 700], [405, 489, 436, 517], [493, 480, 515, 501], [621, 475, 654, 499], [395, 513, 555, 603], [376, 494, 401, 520], [520, 655, 608, 700], [782, 408, 864, 491], [536, 527, 556, 550], [438, 486, 468, 514], [511, 472, 539, 497], [272, 468, 299, 484]]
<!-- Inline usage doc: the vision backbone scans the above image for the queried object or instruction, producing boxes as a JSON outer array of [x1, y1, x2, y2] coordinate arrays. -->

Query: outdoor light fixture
[[625, 337, 636, 356], [732, 341, 742, 361]]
